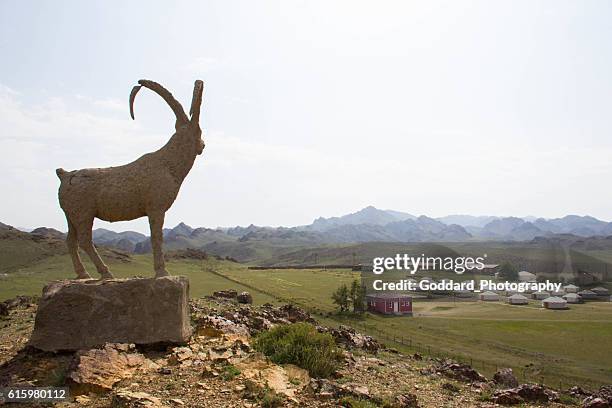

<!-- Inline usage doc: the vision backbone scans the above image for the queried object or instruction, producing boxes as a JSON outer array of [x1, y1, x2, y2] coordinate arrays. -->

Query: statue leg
[[76, 217, 114, 279], [66, 217, 90, 279], [149, 212, 169, 277]]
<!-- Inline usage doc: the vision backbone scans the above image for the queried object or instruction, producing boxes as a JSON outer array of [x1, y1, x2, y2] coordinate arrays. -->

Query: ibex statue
[[56, 80, 205, 279]]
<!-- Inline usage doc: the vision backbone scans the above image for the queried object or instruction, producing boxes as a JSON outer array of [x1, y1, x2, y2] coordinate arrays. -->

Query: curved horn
[[189, 80, 204, 123], [134, 79, 189, 127], [129, 85, 142, 120]]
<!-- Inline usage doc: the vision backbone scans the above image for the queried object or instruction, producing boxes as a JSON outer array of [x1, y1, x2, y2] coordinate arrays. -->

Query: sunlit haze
[[1, 1, 611, 233]]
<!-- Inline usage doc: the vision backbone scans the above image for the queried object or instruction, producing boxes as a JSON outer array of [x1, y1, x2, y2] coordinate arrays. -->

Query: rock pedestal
[[29, 276, 191, 352]]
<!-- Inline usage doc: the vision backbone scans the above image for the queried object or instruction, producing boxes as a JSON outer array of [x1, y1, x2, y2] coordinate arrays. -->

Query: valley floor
[[1, 254, 611, 390]]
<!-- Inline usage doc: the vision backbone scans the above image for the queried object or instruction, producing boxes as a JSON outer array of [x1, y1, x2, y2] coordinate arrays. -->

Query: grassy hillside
[[0, 229, 67, 274], [260, 242, 462, 266], [213, 267, 612, 388], [1, 242, 611, 388]]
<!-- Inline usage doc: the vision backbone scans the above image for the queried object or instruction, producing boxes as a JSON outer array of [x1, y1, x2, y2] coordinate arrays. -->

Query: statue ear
[[190, 80, 204, 123]]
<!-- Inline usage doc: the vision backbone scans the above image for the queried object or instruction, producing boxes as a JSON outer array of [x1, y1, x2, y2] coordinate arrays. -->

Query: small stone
[[237, 292, 253, 304], [74, 395, 91, 404], [493, 368, 518, 388], [111, 389, 166, 408]]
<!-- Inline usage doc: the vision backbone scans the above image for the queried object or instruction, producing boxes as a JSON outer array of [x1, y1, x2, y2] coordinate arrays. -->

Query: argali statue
[[56, 79, 205, 279]]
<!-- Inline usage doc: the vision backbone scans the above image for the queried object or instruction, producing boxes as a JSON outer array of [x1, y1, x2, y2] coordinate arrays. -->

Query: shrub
[[253, 323, 342, 378], [219, 363, 241, 381]]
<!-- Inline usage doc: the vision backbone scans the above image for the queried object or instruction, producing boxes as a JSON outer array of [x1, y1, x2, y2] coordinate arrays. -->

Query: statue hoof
[[76, 272, 92, 280]]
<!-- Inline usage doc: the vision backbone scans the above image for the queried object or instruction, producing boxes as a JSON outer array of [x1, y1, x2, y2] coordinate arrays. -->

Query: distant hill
[[4, 207, 612, 264], [435, 215, 500, 228], [310, 206, 415, 231], [0, 223, 67, 273], [0, 222, 133, 274], [93, 228, 147, 253]]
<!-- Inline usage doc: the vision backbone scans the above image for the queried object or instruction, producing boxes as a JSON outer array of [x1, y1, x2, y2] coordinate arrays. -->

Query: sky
[[1, 0, 612, 233]]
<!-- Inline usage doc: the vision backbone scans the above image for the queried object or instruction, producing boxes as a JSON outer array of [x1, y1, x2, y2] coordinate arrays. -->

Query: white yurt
[[479, 291, 500, 301], [507, 294, 529, 305], [591, 287, 610, 297], [577, 290, 598, 300], [550, 290, 565, 297], [542, 296, 568, 309], [532, 291, 550, 300], [563, 284, 579, 293], [518, 271, 537, 282], [563, 293, 582, 304]]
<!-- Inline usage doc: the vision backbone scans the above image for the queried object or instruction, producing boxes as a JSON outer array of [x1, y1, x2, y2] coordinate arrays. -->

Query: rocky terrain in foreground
[[0, 295, 610, 408]]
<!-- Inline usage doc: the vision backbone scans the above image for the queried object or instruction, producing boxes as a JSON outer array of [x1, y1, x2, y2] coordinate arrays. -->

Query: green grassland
[[0, 254, 276, 306], [215, 266, 612, 387], [1, 252, 611, 388]]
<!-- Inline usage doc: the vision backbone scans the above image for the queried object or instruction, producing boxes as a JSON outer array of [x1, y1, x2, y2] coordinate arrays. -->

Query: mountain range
[[7, 207, 612, 260]]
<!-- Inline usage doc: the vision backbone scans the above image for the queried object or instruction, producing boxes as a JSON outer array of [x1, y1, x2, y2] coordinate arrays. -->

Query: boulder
[[319, 325, 381, 353], [492, 384, 558, 405], [237, 291, 253, 304], [493, 389, 523, 405], [493, 368, 519, 388], [29, 277, 191, 351]]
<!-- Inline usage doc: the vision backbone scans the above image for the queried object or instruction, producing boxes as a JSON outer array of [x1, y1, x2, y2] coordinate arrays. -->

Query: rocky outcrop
[[493, 368, 519, 388], [67, 343, 149, 394], [582, 385, 612, 408], [29, 277, 191, 351], [213, 289, 238, 299], [193, 302, 317, 336], [237, 291, 252, 304], [1, 295, 36, 316], [492, 384, 559, 405], [237, 355, 310, 401], [434, 361, 487, 383], [319, 325, 382, 353]]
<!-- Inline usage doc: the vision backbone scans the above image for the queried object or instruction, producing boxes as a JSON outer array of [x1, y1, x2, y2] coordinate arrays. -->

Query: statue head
[[130, 79, 205, 156]]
